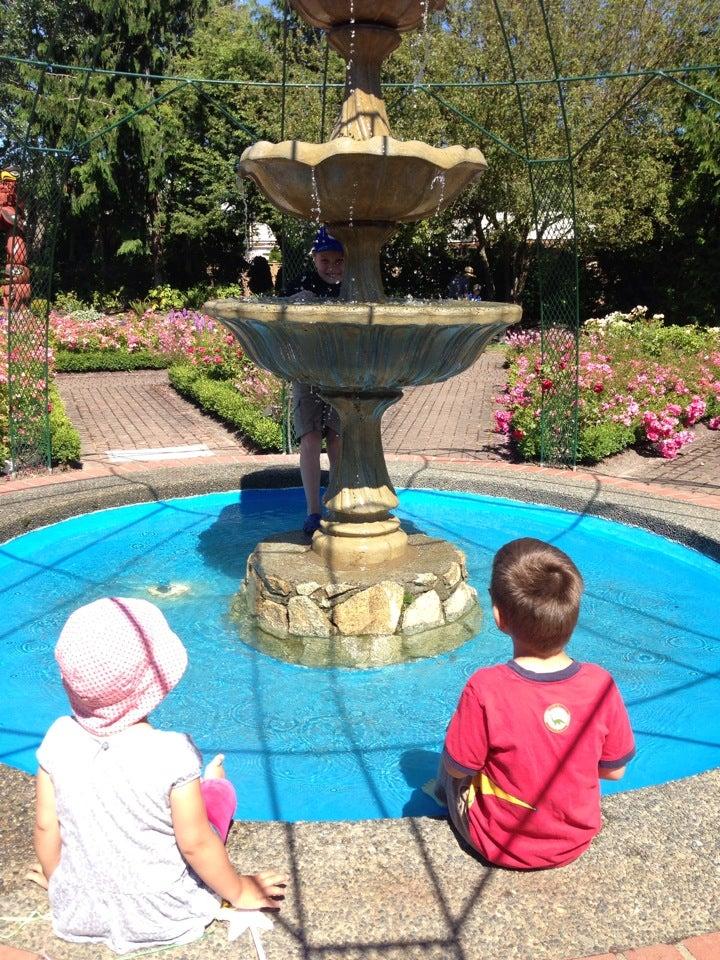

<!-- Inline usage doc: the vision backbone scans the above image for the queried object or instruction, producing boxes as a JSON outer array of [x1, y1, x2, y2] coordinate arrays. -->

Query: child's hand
[[231, 870, 288, 910], [285, 290, 319, 303]]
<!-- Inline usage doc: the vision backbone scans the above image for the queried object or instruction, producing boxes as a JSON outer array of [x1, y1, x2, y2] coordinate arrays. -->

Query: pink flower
[[708, 416, 720, 430], [493, 410, 513, 434], [684, 396, 706, 425]]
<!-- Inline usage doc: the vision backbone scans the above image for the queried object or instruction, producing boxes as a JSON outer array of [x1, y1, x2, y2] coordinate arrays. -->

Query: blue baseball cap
[[312, 226, 343, 254]]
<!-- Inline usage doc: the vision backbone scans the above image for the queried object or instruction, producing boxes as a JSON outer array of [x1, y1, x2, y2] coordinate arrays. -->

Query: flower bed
[[495, 308, 720, 462], [3, 304, 284, 467], [51, 307, 224, 369], [49, 304, 285, 450], [169, 365, 283, 452]]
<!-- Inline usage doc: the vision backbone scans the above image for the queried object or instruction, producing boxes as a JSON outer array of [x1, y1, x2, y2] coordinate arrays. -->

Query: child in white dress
[[34, 596, 286, 954]]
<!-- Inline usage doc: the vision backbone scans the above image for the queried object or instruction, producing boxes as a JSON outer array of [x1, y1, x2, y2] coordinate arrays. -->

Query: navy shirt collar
[[506, 659, 581, 682]]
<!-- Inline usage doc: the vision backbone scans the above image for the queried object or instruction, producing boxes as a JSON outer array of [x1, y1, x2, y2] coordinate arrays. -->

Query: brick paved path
[[56, 370, 252, 459], [383, 349, 507, 459], [54, 354, 719, 495]]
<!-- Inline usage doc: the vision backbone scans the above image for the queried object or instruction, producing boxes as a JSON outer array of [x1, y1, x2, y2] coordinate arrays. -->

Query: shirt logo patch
[[544, 703, 571, 733]]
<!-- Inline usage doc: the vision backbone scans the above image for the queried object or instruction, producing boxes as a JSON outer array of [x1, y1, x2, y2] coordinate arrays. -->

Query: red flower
[[511, 428, 526, 441], [541, 378, 553, 392], [593, 382, 604, 393]]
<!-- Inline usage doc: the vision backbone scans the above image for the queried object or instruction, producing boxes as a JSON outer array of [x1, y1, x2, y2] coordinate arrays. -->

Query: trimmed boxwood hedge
[[50, 385, 81, 464], [55, 349, 170, 372], [169, 364, 283, 452]]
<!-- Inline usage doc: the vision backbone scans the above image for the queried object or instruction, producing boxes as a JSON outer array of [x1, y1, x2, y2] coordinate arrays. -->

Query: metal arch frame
[[2, 13, 99, 472], [488, 0, 581, 467], [1, 6, 718, 472]]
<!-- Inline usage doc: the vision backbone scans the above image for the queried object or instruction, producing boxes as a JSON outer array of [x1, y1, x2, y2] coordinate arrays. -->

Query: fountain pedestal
[[314, 391, 407, 567]]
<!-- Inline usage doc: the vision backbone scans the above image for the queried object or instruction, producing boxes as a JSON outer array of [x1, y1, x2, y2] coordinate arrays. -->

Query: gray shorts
[[437, 763, 475, 848], [291, 381, 341, 440]]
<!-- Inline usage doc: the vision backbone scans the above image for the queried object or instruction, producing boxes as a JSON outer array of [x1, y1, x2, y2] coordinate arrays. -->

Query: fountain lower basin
[[2, 486, 718, 819]]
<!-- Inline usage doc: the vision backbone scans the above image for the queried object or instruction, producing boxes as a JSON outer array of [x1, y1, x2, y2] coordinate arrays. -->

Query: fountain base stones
[[233, 531, 480, 668]]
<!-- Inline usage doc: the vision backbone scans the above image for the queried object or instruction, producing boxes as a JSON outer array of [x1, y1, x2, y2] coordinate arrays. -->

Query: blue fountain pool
[[1, 487, 718, 821]]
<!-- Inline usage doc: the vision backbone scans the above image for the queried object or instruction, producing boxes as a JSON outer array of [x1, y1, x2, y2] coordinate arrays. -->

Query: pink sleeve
[[599, 680, 635, 769], [443, 683, 488, 773]]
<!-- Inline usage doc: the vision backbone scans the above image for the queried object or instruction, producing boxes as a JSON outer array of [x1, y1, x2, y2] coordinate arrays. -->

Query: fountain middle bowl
[[204, 298, 522, 393]]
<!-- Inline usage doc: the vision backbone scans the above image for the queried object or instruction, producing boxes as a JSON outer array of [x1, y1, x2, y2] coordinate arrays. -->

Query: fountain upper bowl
[[239, 137, 487, 224], [203, 298, 521, 393], [290, 0, 446, 32]]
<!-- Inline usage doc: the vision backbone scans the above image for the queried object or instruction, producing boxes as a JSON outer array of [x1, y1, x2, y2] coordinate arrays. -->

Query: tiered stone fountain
[[205, 0, 522, 667]]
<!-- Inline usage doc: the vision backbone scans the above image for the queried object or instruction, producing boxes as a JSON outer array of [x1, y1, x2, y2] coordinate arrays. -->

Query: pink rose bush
[[495, 307, 720, 462]]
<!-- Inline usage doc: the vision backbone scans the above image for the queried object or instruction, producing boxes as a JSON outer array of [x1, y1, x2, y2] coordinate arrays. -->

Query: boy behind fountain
[[433, 537, 635, 869]]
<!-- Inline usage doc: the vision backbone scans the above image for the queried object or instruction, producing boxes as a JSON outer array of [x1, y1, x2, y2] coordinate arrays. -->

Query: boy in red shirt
[[436, 537, 635, 869]]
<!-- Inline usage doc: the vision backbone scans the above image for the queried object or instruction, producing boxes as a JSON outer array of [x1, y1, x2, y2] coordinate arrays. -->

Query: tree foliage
[[0, 0, 717, 321]]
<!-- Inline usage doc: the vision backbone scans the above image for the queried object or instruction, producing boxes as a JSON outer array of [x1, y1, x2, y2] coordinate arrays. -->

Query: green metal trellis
[[1, 1, 718, 472]]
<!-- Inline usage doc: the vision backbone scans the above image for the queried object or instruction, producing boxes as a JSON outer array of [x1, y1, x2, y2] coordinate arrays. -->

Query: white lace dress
[[37, 716, 219, 954]]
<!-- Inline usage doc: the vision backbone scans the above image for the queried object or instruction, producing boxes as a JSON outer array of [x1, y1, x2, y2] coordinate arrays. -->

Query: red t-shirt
[[443, 660, 635, 869]]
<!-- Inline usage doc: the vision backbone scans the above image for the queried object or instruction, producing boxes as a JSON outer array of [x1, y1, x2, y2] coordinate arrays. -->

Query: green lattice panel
[[531, 160, 579, 466], [7, 150, 65, 470]]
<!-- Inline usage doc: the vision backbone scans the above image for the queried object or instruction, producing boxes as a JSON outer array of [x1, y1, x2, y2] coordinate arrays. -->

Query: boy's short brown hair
[[489, 538, 583, 653]]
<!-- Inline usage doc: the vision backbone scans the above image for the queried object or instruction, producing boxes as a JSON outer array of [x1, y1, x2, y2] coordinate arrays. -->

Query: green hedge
[[55, 349, 170, 372], [169, 364, 283, 452], [50, 385, 82, 464]]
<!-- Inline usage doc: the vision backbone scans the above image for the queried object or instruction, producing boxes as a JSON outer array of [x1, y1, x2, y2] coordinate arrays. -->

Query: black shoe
[[303, 513, 322, 536]]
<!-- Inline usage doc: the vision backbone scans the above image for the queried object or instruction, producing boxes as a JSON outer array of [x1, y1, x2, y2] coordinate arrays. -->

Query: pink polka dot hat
[[55, 597, 188, 736]]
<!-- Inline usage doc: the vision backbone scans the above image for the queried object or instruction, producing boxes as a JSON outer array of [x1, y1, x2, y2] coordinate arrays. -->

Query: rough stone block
[[332, 581, 404, 636], [245, 570, 258, 610], [340, 633, 402, 667], [255, 596, 289, 637], [325, 581, 355, 598], [296, 580, 322, 596], [442, 561, 462, 590], [413, 572, 437, 587], [261, 573, 293, 597], [401, 589, 444, 635], [443, 582, 476, 622], [288, 595, 333, 637]]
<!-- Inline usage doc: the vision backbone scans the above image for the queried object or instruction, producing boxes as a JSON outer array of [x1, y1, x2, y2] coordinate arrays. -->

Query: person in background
[[287, 226, 344, 536], [446, 265, 476, 299], [246, 256, 274, 295]]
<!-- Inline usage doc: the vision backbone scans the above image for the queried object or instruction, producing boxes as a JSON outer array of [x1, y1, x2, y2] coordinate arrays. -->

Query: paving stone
[[681, 933, 720, 960], [625, 947, 683, 959], [55, 370, 252, 458]]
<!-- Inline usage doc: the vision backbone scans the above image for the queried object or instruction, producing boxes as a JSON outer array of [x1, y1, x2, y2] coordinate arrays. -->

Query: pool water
[[1, 487, 718, 822]]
